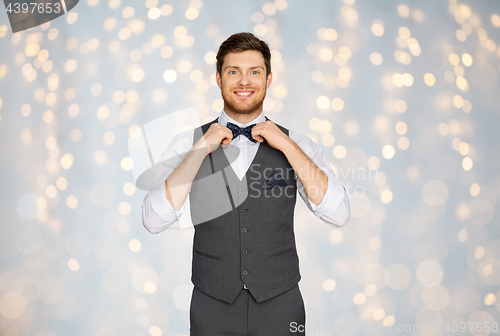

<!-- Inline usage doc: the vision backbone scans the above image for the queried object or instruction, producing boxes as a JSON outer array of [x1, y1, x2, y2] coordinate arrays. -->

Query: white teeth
[[236, 92, 252, 96]]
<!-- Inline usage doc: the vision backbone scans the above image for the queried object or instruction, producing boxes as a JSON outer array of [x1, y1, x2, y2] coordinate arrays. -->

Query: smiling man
[[142, 32, 351, 336], [217, 49, 270, 118]]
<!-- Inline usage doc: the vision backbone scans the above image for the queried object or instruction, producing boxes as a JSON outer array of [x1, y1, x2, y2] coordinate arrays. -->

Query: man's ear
[[266, 71, 273, 89], [216, 71, 222, 89]]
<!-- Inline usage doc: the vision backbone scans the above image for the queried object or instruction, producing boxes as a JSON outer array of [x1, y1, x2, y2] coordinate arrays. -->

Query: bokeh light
[[1, 1, 499, 335]]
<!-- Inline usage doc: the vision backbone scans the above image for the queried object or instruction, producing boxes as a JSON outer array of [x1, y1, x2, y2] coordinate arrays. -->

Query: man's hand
[[251, 120, 294, 153], [195, 123, 234, 155], [252, 120, 329, 206], [166, 123, 232, 211]]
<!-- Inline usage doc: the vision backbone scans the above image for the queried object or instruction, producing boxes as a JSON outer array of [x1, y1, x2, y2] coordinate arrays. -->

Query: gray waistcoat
[[189, 117, 301, 304]]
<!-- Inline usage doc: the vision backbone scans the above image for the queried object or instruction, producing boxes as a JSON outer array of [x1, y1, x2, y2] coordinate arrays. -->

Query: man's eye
[[229, 71, 237, 74], [252, 71, 259, 75]]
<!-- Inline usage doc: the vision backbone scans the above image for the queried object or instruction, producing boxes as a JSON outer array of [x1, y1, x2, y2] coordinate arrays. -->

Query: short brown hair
[[216, 32, 272, 78]]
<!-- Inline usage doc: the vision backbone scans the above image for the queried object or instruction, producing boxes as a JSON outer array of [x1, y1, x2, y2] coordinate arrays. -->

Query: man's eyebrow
[[223, 66, 265, 70]]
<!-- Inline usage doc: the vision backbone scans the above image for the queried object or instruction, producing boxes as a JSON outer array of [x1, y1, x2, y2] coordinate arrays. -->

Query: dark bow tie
[[226, 122, 257, 143]]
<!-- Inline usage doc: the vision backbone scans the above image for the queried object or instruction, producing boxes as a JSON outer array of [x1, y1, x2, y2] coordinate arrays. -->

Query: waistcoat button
[[241, 228, 247, 233], [242, 270, 248, 275], [241, 207, 247, 212], [242, 250, 248, 254]]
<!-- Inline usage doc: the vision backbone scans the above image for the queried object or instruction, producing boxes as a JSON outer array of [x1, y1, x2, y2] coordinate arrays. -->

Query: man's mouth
[[234, 90, 255, 97]]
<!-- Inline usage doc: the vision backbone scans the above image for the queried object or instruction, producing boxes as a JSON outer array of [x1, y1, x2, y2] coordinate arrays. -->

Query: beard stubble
[[221, 82, 267, 116]]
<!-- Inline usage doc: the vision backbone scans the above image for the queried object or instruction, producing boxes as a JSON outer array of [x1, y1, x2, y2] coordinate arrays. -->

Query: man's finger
[[253, 134, 264, 142], [225, 129, 233, 142]]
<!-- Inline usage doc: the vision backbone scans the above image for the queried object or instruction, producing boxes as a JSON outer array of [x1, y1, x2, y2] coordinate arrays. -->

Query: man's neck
[[223, 108, 263, 125]]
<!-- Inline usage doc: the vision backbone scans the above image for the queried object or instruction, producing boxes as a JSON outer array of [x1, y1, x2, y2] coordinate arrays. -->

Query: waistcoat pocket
[[265, 247, 294, 258], [194, 249, 222, 261]]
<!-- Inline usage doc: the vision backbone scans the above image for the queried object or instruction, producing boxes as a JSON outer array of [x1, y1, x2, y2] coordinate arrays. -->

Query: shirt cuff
[[305, 174, 348, 218], [149, 182, 184, 222]]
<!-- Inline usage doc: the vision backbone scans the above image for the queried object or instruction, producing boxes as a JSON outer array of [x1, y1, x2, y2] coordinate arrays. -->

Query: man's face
[[216, 50, 272, 116]]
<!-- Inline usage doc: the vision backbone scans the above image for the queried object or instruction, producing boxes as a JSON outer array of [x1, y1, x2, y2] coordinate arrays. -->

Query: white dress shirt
[[142, 110, 350, 233]]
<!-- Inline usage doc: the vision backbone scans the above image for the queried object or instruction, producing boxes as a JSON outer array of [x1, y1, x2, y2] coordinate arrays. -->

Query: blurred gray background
[[1, 0, 500, 335]]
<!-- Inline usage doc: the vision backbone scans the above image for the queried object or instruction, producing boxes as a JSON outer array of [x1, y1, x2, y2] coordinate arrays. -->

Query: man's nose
[[238, 73, 251, 86]]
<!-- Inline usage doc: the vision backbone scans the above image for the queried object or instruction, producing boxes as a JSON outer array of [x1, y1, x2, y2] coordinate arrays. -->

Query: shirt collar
[[218, 110, 266, 128]]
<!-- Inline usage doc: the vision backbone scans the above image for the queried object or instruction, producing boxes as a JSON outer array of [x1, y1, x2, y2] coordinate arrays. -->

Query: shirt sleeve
[[288, 130, 351, 228], [141, 129, 194, 233]]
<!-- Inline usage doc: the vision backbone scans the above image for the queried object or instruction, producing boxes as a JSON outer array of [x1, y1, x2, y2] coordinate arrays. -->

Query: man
[[142, 32, 351, 335]]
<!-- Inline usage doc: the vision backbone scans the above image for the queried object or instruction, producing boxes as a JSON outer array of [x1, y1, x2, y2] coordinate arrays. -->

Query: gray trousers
[[190, 284, 306, 335]]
